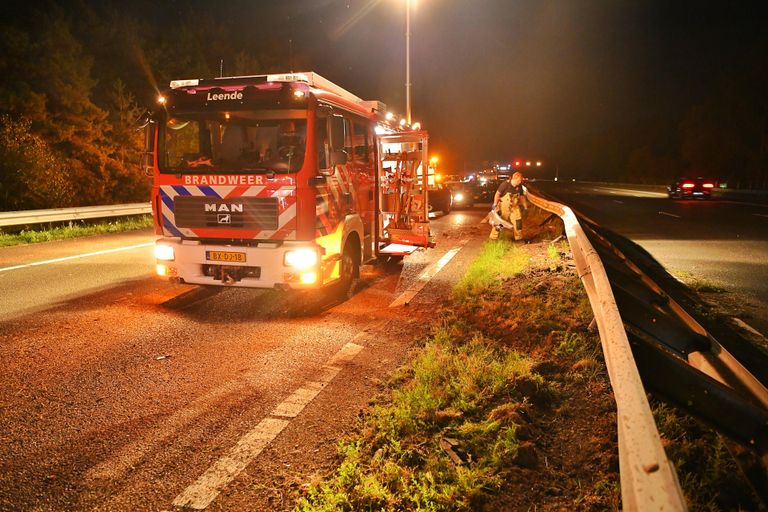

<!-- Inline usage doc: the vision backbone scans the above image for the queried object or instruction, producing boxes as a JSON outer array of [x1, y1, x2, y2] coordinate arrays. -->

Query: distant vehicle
[[477, 178, 499, 203], [447, 181, 477, 209], [667, 177, 715, 199], [428, 183, 453, 214]]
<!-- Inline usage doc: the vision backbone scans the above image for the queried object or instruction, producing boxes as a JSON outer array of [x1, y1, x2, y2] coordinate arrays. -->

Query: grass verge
[[296, 234, 621, 511], [295, 207, 759, 510], [0, 215, 153, 247]]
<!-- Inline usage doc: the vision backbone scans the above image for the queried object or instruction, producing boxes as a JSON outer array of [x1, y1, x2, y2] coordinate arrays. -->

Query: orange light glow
[[300, 271, 318, 284]]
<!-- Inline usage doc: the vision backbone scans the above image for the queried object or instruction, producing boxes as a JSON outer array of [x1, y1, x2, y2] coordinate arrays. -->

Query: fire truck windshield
[[160, 111, 307, 174]]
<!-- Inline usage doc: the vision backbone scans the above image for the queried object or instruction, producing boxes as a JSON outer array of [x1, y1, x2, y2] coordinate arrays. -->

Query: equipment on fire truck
[[377, 131, 431, 254]]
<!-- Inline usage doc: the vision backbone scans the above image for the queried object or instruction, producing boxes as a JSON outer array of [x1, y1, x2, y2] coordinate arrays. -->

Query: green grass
[[297, 333, 540, 512], [296, 239, 541, 511], [0, 215, 153, 246], [546, 243, 560, 270], [673, 270, 726, 294], [452, 240, 529, 303], [651, 402, 756, 511]]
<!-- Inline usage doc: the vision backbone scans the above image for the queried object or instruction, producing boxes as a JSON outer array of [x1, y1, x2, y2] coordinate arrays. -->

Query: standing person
[[489, 171, 529, 241]]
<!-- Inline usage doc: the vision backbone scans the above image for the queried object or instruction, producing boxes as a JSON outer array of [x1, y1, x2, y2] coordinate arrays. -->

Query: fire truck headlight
[[284, 248, 318, 269], [454, 192, 464, 202], [154, 244, 175, 261]]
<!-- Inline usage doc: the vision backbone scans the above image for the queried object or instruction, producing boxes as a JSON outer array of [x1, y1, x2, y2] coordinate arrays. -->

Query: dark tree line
[[2, 1, 767, 212], [0, 1, 295, 210]]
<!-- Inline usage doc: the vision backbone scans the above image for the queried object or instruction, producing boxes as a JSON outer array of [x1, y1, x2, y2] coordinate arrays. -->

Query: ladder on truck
[[376, 130, 433, 257]]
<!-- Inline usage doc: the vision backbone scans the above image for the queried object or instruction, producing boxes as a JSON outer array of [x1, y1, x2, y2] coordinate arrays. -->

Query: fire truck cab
[[145, 72, 431, 293]]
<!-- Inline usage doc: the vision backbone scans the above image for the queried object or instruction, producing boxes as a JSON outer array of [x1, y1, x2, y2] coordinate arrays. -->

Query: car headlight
[[154, 244, 175, 261], [284, 248, 319, 268], [453, 192, 464, 202]]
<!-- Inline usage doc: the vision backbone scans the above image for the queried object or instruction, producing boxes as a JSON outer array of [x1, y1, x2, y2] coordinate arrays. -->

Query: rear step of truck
[[378, 243, 420, 256]]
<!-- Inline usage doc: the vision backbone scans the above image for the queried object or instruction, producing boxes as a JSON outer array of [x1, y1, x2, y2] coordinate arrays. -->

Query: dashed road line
[[389, 239, 469, 307], [612, 199, 624, 204], [658, 211, 681, 219], [0, 242, 153, 273], [753, 213, 768, 219], [171, 341, 365, 510]]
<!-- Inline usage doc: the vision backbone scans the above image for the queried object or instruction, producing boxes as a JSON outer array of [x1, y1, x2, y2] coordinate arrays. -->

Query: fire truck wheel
[[336, 240, 360, 299]]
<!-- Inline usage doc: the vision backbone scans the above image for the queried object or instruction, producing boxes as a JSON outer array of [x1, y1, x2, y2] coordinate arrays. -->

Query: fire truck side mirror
[[329, 115, 345, 151], [141, 121, 156, 177], [328, 114, 348, 166]]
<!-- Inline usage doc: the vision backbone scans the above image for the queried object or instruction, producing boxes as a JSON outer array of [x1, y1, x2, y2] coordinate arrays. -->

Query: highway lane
[[533, 181, 768, 335], [0, 208, 490, 511], [0, 229, 157, 322]]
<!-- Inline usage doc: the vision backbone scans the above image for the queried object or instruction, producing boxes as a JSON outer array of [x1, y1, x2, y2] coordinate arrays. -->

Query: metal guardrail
[[0, 203, 152, 228], [525, 190, 688, 511]]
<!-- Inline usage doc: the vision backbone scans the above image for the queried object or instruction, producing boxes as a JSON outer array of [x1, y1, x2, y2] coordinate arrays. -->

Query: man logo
[[217, 214, 231, 224], [206, 203, 243, 212]]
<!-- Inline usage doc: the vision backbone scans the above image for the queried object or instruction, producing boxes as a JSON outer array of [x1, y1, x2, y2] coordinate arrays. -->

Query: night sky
[[11, 0, 768, 176]]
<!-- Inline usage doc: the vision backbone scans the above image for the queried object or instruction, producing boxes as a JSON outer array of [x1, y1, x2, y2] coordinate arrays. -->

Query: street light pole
[[405, 0, 412, 125]]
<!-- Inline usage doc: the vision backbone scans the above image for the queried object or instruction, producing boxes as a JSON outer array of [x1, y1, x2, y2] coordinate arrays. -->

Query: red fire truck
[[143, 72, 431, 294]]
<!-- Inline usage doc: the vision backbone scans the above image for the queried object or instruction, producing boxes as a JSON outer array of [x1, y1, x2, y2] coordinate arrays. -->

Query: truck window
[[160, 112, 307, 174], [353, 121, 370, 163]]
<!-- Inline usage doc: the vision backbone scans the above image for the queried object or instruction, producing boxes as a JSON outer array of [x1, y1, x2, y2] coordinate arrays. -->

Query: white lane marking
[[0, 242, 154, 273], [658, 211, 681, 219], [89, 327, 378, 483], [389, 239, 468, 308], [733, 318, 767, 342], [172, 341, 365, 510], [171, 418, 290, 510], [613, 200, 624, 204], [753, 213, 768, 218]]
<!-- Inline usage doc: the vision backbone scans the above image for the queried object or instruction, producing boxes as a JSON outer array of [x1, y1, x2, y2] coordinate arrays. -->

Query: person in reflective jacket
[[489, 171, 529, 240]]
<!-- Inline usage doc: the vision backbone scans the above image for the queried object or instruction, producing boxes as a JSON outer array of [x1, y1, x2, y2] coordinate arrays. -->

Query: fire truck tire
[[336, 239, 360, 299]]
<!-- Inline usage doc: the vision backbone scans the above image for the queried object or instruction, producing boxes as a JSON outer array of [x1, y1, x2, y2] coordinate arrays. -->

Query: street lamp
[[405, 0, 412, 125]]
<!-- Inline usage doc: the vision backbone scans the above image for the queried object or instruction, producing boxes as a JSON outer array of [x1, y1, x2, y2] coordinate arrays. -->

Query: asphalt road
[[533, 181, 768, 335], [0, 207, 492, 511]]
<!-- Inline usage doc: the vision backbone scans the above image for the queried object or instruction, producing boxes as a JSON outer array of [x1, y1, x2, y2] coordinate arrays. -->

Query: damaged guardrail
[[0, 203, 152, 228], [522, 190, 688, 511]]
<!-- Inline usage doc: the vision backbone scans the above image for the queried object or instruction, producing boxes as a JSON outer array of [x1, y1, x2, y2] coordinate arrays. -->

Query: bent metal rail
[[0, 203, 152, 228], [525, 190, 687, 511]]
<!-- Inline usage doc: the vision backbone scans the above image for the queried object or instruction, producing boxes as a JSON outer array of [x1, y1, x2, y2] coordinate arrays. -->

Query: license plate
[[206, 251, 246, 263]]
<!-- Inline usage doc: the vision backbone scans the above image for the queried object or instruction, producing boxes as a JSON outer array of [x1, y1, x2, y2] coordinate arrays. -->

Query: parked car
[[447, 181, 478, 209], [477, 178, 499, 203], [667, 177, 715, 199], [428, 183, 453, 214]]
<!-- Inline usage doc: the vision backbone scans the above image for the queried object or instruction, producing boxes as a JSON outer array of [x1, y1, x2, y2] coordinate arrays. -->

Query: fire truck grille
[[173, 196, 279, 230]]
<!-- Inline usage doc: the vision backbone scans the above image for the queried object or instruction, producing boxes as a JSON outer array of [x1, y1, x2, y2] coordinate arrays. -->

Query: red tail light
[[681, 182, 695, 189], [702, 182, 714, 189]]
